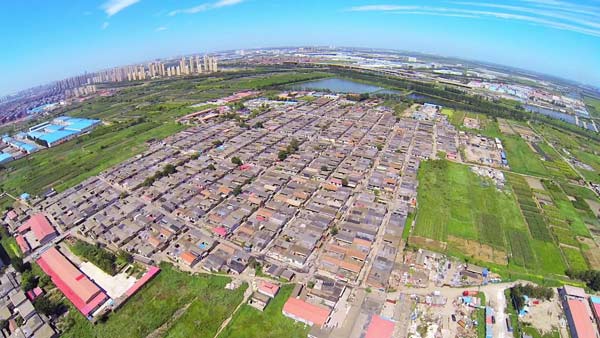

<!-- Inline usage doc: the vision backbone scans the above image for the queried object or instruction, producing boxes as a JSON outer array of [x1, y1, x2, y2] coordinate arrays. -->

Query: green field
[[413, 160, 528, 255], [535, 123, 600, 183], [217, 284, 309, 338], [61, 263, 246, 338], [413, 159, 596, 278], [502, 136, 549, 177], [584, 95, 600, 118], [441, 108, 466, 128]]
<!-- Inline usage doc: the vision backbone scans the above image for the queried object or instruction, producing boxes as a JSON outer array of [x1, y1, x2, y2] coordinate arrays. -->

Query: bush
[[33, 296, 62, 316], [70, 241, 117, 275]]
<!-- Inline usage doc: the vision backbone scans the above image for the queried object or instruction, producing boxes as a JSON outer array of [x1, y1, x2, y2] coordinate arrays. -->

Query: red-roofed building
[[6, 210, 17, 220], [124, 266, 160, 298], [36, 247, 107, 317], [365, 314, 395, 338], [282, 297, 331, 328], [213, 226, 228, 237], [15, 235, 30, 254], [257, 281, 280, 298], [564, 299, 597, 338], [18, 213, 56, 244], [180, 251, 199, 267], [590, 296, 600, 335]]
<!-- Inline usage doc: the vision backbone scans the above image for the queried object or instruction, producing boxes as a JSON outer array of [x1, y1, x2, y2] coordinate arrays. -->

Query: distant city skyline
[[1, 0, 600, 95]]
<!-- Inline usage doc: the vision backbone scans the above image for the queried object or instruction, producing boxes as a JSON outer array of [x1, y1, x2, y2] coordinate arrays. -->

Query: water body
[[523, 104, 576, 125], [291, 78, 400, 94]]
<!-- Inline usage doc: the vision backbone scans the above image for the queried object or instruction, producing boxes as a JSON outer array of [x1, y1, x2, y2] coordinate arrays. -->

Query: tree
[[12, 256, 27, 273], [231, 157, 243, 166], [38, 274, 51, 288], [21, 270, 37, 291], [15, 316, 24, 327], [330, 226, 339, 236], [207, 164, 216, 171], [278, 150, 289, 161], [117, 250, 133, 265], [162, 164, 176, 176], [341, 178, 349, 187], [232, 186, 242, 196], [33, 296, 61, 316]]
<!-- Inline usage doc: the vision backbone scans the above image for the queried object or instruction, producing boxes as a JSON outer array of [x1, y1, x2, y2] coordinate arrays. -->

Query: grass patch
[[217, 284, 310, 338], [561, 246, 589, 271], [502, 136, 549, 177], [61, 263, 244, 338], [414, 160, 527, 249]]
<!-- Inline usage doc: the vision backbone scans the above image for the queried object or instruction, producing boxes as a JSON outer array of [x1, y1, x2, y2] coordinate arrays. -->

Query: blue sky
[[1, 0, 599, 95]]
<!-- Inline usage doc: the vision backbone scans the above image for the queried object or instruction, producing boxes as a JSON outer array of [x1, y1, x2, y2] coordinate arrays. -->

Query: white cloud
[[101, 22, 110, 30], [348, 5, 418, 12], [102, 0, 141, 17], [346, 3, 600, 38], [155, 26, 168, 32], [169, 0, 244, 16]]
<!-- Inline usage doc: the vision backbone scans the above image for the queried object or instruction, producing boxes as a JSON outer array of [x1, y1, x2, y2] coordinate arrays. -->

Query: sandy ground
[[80, 261, 137, 299], [519, 293, 564, 334]]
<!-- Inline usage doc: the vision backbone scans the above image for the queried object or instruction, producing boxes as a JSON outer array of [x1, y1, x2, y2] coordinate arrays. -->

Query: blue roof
[[3, 137, 38, 152], [0, 152, 12, 163], [20, 193, 30, 200], [591, 296, 600, 304], [60, 117, 101, 131], [36, 129, 78, 144]]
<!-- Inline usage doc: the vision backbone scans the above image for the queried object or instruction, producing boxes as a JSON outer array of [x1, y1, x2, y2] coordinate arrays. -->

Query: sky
[[1, 0, 600, 95]]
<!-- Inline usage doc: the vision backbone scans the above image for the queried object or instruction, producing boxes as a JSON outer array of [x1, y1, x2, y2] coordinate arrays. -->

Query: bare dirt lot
[[525, 177, 545, 191], [448, 236, 508, 265]]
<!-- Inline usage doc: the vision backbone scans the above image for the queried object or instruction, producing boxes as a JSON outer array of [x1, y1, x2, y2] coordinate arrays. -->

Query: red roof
[[125, 266, 160, 298], [6, 210, 17, 220], [283, 297, 330, 327], [36, 247, 107, 317], [213, 226, 228, 237], [180, 251, 199, 265], [19, 214, 56, 242], [258, 281, 280, 297], [567, 299, 596, 338], [15, 235, 30, 253], [366, 315, 395, 338]]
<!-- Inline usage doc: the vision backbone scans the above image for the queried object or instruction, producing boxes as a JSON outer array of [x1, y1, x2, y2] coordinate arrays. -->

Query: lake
[[523, 104, 576, 124], [290, 78, 400, 94]]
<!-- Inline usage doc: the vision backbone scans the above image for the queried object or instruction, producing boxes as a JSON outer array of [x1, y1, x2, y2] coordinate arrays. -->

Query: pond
[[523, 104, 576, 125], [290, 78, 400, 94]]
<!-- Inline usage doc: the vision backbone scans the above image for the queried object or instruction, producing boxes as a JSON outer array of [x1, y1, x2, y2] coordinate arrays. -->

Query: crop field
[[217, 284, 309, 338], [61, 263, 245, 338], [413, 160, 532, 267], [534, 123, 600, 183], [561, 246, 589, 271], [414, 159, 597, 277], [501, 136, 549, 177]]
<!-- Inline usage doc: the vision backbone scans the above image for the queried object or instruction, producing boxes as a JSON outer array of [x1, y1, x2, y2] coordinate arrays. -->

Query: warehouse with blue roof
[[26, 116, 101, 147], [0, 152, 13, 164]]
